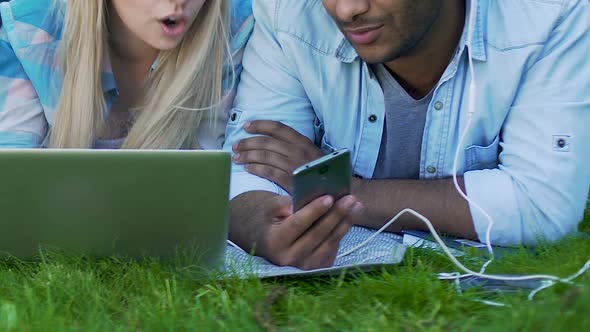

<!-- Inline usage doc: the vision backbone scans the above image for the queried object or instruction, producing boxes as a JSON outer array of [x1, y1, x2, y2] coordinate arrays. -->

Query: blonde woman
[[0, 0, 253, 149]]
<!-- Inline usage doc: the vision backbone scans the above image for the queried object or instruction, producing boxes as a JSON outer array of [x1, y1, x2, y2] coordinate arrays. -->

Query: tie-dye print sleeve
[[0, 26, 48, 148]]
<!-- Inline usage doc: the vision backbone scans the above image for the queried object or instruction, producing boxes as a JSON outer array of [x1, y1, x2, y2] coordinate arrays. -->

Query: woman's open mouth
[[160, 16, 187, 38]]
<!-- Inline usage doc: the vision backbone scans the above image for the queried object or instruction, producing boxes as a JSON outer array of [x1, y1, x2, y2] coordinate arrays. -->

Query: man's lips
[[344, 25, 384, 45]]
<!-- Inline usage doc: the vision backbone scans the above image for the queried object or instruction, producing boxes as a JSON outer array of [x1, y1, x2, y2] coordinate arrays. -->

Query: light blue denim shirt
[[224, 0, 590, 246], [0, 0, 253, 148]]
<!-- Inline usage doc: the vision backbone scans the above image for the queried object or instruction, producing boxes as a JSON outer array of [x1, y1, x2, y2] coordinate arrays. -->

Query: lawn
[[1, 203, 589, 331]]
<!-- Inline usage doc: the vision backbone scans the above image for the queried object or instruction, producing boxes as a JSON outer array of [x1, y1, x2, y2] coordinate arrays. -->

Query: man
[[224, 0, 590, 270]]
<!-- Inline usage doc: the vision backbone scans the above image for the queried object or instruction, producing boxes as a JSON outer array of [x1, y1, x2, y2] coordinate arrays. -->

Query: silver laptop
[[0, 149, 230, 268]]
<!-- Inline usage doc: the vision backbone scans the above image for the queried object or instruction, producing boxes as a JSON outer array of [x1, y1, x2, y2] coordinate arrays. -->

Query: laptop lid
[[0, 149, 230, 269]]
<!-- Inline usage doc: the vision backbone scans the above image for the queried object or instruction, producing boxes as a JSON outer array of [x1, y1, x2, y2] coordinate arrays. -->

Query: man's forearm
[[352, 177, 478, 239]]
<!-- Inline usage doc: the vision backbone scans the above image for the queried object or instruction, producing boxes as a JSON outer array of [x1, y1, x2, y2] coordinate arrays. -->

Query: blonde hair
[[50, 0, 231, 149]]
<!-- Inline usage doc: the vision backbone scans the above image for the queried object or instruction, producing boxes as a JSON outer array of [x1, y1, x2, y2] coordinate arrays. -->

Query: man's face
[[322, 0, 443, 64]]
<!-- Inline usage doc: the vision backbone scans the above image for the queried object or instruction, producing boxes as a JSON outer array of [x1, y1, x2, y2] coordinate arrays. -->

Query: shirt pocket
[[464, 135, 500, 172]]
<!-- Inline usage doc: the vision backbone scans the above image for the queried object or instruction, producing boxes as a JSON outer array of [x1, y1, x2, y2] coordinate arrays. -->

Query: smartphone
[[292, 149, 352, 212]]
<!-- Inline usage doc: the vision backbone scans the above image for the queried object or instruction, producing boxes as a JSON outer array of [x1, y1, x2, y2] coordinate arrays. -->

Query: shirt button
[[434, 101, 444, 111], [427, 166, 437, 174], [368, 114, 378, 123]]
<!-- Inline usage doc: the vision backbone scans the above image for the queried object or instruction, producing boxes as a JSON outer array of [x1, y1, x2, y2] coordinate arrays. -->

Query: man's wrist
[[229, 191, 277, 252], [351, 176, 364, 196]]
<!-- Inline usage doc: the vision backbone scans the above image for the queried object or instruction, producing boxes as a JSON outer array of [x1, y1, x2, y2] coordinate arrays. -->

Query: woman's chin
[[150, 38, 183, 52]]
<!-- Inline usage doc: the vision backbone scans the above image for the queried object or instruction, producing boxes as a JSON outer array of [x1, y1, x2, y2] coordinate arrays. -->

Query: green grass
[[1, 203, 590, 331]]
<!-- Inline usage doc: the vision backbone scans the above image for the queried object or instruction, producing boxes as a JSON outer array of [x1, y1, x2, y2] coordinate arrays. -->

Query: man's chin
[[351, 46, 400, 65], [355, 52, 391, 65]]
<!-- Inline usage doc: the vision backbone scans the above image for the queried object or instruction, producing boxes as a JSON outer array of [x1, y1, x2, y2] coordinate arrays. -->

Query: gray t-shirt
[[371, 64, 433, 179]]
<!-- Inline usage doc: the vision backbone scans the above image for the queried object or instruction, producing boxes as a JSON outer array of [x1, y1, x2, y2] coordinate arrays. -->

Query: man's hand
[[232, 120, 324, 193], [229, 192, 363, 270]]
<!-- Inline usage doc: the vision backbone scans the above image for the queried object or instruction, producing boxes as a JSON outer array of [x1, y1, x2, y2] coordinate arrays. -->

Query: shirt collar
[[335, 0, 487, 63], [463, 0, 487, 61]]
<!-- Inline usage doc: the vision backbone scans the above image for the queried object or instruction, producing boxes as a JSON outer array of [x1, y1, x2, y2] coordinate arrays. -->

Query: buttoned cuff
[[464, 169, 523, 246], [230, 168, 289, 200]]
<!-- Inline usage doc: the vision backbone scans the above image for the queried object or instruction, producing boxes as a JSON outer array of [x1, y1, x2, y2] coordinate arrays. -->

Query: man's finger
[[234, 150, 292, 173], [280, 195, 335, 244], [245, 120, 310, 143], [234, 136, 290, 157], [290, 195, 357, 257], [297, 201, 359, 270], [299, 213, 355, 270], [245, 163, 292, 191], [322, 202, 362, 251]]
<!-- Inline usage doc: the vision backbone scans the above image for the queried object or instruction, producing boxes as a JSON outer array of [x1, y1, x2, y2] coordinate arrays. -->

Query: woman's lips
[[345, 25, 384, 45], [160, 18, 187, 38]]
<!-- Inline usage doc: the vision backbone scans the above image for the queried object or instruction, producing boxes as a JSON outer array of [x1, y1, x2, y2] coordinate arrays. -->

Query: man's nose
[[334, 0, 370, 23], [170, 0, 188, 8]]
